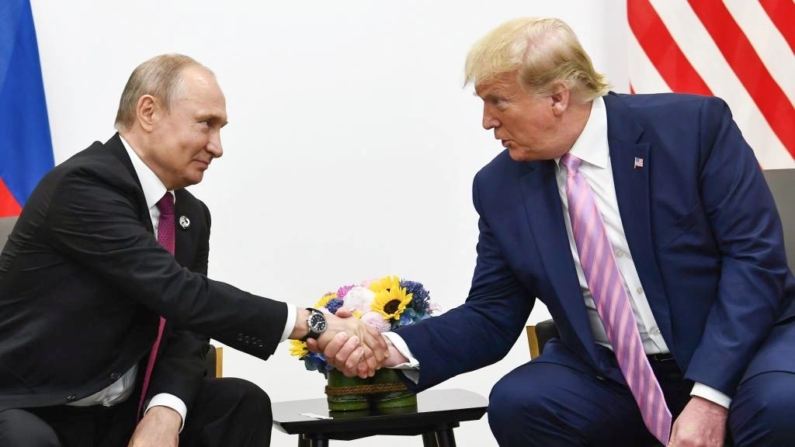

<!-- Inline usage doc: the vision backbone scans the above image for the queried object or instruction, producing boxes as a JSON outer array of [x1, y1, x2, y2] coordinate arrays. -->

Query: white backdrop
[[31, 1, 628, 445]]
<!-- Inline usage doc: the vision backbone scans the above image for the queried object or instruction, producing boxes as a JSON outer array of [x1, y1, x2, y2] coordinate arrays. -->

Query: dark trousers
[[0, 377, 271, 447], [488, 334, 795, 446]]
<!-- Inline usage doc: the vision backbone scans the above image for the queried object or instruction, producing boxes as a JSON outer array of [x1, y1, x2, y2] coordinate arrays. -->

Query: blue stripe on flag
[[0, 0, 55, 208]]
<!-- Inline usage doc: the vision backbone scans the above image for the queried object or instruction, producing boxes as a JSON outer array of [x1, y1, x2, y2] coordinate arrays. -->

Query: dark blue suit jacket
[[397, 92, 795, 397]]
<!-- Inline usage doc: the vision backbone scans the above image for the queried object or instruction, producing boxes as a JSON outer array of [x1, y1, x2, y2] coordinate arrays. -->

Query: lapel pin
[[633, 157, 644, 169], [179, 216, 191, 230]]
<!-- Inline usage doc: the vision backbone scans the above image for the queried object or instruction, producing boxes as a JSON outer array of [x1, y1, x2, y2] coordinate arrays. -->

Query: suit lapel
[[605, 93, 673, 347], [520, 161, 599, 362], [105, 134, 154, 234], [173, 190, 193, 268]]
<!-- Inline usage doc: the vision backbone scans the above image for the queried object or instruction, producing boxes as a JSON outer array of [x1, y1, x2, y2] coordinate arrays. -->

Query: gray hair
[[114, 54, 213, 130]]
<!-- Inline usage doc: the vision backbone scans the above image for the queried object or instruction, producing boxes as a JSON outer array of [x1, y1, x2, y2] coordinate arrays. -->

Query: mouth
[[194, 160, 211, 169]]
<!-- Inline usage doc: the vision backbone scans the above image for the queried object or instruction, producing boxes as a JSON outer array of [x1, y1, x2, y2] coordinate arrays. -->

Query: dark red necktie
[[137, 192, 175, 420]]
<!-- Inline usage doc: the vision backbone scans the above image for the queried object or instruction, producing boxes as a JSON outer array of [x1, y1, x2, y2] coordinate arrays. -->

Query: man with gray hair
[[0, 54, 386, 447], [317, 17, 795, 447]]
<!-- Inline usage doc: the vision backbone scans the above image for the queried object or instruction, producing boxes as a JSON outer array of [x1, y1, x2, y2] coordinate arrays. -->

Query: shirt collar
[[555, 95, 609, 170], [119, 134, 172, 209]]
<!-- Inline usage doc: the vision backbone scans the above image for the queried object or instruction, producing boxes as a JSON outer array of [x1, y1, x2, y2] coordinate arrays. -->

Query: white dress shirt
[[386, 97, 730, 408], [67, 136, 298, 428]]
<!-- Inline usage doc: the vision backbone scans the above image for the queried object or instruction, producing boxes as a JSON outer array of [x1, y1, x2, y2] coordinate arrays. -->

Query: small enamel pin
[[179, 216, 191, 229], [633, 157, 644, 169]]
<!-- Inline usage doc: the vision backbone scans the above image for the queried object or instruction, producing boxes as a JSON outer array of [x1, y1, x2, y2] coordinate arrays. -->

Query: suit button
[[110, 372, 121, 381], [236, 333, 244, 341], [66, 394, 77, 402]]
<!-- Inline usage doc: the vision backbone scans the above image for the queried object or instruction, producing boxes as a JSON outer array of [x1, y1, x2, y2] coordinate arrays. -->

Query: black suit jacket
[[0, 134, 287, 411]]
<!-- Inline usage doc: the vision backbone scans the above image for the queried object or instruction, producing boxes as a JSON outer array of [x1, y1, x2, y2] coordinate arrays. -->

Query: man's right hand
[[299, 308, 389, 378], [309, 326, 408, 377]]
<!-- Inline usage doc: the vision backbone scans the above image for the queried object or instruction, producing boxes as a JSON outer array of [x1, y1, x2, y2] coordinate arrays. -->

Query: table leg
[[435, 428, 456, 447], [300, 434, 329, 447], [422, 432, 438, 447]]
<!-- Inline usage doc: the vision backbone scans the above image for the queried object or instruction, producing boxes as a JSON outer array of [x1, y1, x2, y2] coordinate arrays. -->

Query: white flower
[[361, 311, 391, 333], [428, 302, 444, 316], [342, 286, 376, 313]]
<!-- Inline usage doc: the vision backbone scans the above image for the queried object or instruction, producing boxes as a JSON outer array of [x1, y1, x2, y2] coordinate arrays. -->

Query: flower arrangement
[[289, 275, 440, 374]]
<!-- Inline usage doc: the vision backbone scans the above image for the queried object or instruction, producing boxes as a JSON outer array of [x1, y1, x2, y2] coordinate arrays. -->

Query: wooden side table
[[272, 388, 488, 447]]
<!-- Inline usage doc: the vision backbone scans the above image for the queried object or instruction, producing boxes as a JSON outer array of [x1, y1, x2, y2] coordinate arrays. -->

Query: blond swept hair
[[464, 17, 610, 102], [114, 54, 212, 130]]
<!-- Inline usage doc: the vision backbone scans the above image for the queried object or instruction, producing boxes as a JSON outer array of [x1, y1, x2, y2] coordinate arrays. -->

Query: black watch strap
[[300, 307, 327, 342]]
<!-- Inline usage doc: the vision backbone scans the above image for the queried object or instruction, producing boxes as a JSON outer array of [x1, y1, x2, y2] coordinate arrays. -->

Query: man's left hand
[[668, 396, 728, 447], [128, 406, 181, 447]]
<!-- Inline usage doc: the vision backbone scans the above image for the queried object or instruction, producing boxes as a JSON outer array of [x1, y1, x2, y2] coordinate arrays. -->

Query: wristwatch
[[300, 308, 328, 342]]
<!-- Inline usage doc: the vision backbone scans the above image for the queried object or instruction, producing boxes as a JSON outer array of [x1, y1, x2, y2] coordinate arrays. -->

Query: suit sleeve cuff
[[691, 382, 731, 409], [382, 332, 421, 383], [145, 393, 187, 432], [280, 304, 297, 343]]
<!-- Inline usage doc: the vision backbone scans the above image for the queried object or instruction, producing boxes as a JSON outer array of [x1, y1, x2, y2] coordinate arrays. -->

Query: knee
[[488, 370, 549, 442], [225, 378, 272, 421], [0, 409, 61, 447], [731, 372, 795, 445]]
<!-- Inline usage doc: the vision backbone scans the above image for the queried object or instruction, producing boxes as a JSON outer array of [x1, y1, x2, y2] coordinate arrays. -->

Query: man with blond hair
[[0, 54, 385, 447], [317, 17, 795, 447]]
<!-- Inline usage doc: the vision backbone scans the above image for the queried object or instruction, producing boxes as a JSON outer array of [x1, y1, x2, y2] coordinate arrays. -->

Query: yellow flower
[[289, 339, 308, 358], [367, 275, 400, 294], [314, 292, 337, 309], [371, 277, 413, 320]]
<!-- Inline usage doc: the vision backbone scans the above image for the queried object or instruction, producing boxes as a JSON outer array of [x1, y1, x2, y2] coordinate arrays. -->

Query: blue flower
[[302, 352, 334, 374], [400, 280, 430, 312], [325, 298, 344, 315]]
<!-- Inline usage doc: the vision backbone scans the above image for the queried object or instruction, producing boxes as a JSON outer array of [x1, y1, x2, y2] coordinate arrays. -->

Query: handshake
[[294, 307, 408, 378]]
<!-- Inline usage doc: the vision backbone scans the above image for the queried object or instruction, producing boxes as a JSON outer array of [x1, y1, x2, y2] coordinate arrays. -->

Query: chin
[[507, 149, 530, 162]]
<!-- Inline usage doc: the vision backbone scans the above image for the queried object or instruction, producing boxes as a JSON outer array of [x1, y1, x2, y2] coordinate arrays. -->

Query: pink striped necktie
[[561, 153, 672, 445], [137, 192, 175, 420]]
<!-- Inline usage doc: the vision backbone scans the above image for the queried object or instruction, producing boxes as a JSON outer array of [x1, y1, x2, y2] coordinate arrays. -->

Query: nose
[[482, 106, 498, 130], [206, 130, 223, 158]]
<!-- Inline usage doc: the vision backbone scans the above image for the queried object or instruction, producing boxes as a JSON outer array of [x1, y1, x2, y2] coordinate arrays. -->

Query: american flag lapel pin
[[634, 157, 644, 169]]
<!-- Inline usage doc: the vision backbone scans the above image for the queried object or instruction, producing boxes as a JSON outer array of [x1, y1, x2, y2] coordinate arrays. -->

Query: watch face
[[309, 312, 327, 333]]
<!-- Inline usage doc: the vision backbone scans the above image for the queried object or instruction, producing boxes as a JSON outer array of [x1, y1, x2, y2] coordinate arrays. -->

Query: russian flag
[[0, 0, 54, 217]]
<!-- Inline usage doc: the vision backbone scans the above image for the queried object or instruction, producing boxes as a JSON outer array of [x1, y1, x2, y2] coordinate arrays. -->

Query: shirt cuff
[[145, 393, 187, 432], [382, 332, 420, 383], [690, 382, 731, 409], [281, 304, 297, 343]]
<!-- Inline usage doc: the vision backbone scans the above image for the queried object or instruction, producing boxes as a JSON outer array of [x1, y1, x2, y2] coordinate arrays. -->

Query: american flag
[[628, 0, 795, 169]]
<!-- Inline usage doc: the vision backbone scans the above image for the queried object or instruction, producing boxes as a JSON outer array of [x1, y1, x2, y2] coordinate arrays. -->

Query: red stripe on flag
[[628, 0, 712, 95], [689, 0, 795, 159], [760, 0, 795, 54], [0, 178, 22, 218]]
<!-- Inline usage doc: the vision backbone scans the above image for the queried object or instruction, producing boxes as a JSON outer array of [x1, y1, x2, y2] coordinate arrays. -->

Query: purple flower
[[337, 284, 355, 299], [325, 298, 345, 315]]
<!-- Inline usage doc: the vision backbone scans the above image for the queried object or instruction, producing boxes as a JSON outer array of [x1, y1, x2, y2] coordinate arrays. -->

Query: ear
[[136, 95, 160, 132], [548, 83, 570, 117]]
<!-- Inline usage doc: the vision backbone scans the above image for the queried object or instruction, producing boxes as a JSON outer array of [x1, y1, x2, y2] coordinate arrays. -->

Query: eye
[[489, 97, 508, 109]]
